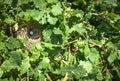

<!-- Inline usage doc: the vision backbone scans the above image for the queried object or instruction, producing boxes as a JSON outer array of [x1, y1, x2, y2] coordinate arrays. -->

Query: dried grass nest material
[[15, 20, 42, 50]]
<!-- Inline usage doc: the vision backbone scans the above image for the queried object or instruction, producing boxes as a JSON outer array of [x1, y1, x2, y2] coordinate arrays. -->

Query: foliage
[[0, 0, 120, 81]]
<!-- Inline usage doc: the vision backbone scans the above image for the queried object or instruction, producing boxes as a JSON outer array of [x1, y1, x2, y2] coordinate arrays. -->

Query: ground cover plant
[[0, 0, 120, 81]]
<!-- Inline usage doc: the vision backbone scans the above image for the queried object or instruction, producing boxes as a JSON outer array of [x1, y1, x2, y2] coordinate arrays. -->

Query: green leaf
[[56, 65, 86, 79], [1, 59, 18, 72], [33, 0, 46, 9], [63, 25, 71, 43], [4, 17, 14, 24], [41, 14, 47, 24], [33, 69, 46, 81], [23, 11, 31, 21], [53, 28, 63, 34], [108, 12, 118, 19], [79, 61, 93, 74], [84, 44, 90, 56], [87, 48, 100, 64], [106, 42, 116, 49], [85, 12, 92, 20], [18, 10, 31, 21], [0, 0, 120, 80], [31, 9, 44, 21], [51, 2, 63, 16], [107, 52, 117, 64], [97, 70, 103, 80], [38, 57, 50, 69], [0, 0, 3, 3], [20, 57, 30, 75], [0, 79, 8, 81], [0, 42, 5, 50], [9, 76, 14, 81], [116, 69, 120, 78], [0, 68, 3, 77], [72, 10, 84, 18], [31, 51, 40, 61], [43, 29, 52, 42], [46, 0, 58, 3], [21, 0, 30, 4], [38, 74, 46, 81], [110, 22, 120, 31], [47, 14, 58, 25], [71, 23, 85, 33], [18, 11, 25, 17], [35, 43, 42, 50], [4, 0, 13, 5], [65, 25, 71, 36], [5, 37, 21, 50], [118, 50, 120, 59], [11, 51, 21, 66]]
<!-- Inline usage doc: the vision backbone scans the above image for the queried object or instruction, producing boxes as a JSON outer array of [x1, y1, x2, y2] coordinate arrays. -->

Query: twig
[[68, 45, 70, 64], [27, 70, 29, 81], [62, 72, 68, 81], [45, 73, 52, 81], [63, 40, 78, 47]]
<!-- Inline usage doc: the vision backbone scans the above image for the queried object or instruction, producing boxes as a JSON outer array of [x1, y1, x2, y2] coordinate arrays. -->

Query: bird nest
[[14, 20, 42, 50]]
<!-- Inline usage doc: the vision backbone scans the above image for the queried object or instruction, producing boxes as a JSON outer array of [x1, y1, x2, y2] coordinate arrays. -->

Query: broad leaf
[[87, 48, 100, 64], [31, 9, 42, 21], [79, 61, 93, 74], [47, 15, 58, 25], [20, 57, 30, 75], [53, 28, 63, 34], [4, 0, 13, 5], [1, 59, 18, 72], [97, 70, 103, 80], [0, 42, 5, 50], [107, 51, 117, 64], [0, 68, 3, 77], [11, 51, 22, 66], [5, 37, 21, 50], [20, 0, 30, 4], [4, 17, 14, 24], [71, 23, 85, 33], [33, 0, 46, 9], [51, 2, 63, 16], [56, 65, 86, 79], [43, 29, 52, 42], [84, 44, 90, 56], [46, 0, 58, 3], [38, 57, 50, 69]]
